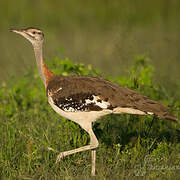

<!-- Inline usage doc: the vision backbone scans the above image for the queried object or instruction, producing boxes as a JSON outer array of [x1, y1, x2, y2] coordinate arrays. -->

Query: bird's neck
[[33, 43, 54, 87]]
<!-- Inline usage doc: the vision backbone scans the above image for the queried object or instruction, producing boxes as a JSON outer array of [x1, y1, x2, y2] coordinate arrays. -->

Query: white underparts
[[147, 112, 154, 115], [113, 107, 146, 115], [113, 107, 154, 116], [48, 95, 154, 125], [48, 96, 112, 127]]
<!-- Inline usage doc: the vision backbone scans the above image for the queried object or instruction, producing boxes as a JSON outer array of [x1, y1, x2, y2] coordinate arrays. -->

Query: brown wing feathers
[[47, 75, 178, 121]]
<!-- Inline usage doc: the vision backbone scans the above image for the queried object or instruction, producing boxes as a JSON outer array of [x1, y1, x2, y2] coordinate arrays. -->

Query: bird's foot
[[56, 152, 65, 163]]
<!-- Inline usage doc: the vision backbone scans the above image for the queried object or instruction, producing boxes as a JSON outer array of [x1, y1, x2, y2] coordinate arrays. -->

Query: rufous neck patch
[[42, 60, 55, 85]]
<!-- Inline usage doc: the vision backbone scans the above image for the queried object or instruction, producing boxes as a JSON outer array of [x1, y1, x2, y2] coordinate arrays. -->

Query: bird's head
[[10, 27, 44, 46]]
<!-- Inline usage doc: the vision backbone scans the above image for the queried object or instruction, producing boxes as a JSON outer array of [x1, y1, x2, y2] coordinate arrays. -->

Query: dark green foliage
[[0, 56, 180, 179]]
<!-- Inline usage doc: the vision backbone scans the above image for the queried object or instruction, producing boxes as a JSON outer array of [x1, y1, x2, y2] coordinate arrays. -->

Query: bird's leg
[[56, 125, 98, 175], [91, 149, 96, 176], [56, 128, 98, 161]]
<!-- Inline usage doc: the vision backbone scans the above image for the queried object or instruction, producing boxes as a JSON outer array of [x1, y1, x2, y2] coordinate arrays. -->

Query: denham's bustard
[[10, 27, 178, 176]]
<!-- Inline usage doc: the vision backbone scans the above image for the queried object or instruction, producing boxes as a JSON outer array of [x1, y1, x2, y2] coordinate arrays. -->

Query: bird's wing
[[47, 75, 114, 112], [46, 75, 177, 121]]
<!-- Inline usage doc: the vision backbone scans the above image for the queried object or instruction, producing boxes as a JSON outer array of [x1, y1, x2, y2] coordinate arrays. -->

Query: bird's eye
[[32, 31, 36, 34]]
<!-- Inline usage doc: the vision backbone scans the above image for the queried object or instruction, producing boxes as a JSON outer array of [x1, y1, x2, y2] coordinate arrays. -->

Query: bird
[[10, 27, 178, 176]]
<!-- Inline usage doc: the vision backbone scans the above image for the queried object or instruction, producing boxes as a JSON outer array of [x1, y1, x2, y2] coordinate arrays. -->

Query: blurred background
[[0, 0, 180, 95]]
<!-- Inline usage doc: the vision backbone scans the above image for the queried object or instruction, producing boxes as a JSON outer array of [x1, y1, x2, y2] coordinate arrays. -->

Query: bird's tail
[[157, 112, 178, 122]]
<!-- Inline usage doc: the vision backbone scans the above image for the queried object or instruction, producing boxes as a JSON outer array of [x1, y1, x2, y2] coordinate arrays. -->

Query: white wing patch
[[85, 95, 110, 109], [51, 94, 111, 112]]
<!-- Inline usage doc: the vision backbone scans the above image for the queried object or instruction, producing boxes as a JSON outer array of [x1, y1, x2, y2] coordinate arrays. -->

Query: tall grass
[[0, 56, 179, 179]]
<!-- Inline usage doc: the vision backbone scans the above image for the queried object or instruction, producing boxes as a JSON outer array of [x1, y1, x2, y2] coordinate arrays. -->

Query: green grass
[[0, 56, 180, 179]]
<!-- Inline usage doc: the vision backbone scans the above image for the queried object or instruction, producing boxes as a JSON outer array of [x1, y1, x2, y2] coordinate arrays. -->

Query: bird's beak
[[10, 28, 23, 33]]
